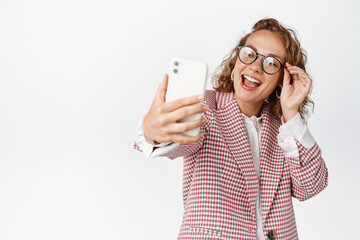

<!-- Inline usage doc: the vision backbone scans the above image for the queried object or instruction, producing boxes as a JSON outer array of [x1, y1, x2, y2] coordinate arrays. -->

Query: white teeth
[[243, 75, 261, 84]]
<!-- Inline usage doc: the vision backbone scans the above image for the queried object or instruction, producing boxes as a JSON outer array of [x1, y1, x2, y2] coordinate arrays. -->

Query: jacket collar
[[215, 91, 283, 224], [259, 104, 283, 225], [215, 92, 259, 216]]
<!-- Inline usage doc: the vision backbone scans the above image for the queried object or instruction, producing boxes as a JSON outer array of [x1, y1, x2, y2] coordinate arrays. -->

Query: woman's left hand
[[280, 62, 312, 122]]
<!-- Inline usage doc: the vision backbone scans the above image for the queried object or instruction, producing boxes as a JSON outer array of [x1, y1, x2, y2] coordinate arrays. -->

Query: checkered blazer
[[135, 90, 328, 240]]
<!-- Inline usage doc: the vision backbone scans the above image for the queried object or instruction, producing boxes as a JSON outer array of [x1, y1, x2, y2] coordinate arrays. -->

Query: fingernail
[[203, 105, 208, 110], [198, 95, 204, 101]]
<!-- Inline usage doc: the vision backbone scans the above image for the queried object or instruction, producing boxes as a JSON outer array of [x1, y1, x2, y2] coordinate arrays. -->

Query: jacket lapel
[[259, 106, 284, 225], [215, 94, 259, 216]]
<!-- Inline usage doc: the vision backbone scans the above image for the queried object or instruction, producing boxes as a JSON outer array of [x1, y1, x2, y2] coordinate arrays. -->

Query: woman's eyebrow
[[268, 54, 284, 64], [267, 53, 283, 61]]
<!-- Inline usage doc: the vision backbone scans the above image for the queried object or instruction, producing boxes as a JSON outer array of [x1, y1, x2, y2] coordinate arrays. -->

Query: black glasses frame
[[237, 46, 284, 75]]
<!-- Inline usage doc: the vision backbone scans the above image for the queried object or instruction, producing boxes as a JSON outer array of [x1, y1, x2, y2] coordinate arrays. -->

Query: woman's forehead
[[245, 30, 286, 60]]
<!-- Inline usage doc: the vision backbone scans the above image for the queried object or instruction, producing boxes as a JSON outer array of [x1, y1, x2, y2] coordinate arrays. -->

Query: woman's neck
[[235, 95, 264, 118]]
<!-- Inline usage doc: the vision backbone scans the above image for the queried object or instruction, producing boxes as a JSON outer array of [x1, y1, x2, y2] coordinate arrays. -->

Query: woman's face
[[233, 29, 287, 107]]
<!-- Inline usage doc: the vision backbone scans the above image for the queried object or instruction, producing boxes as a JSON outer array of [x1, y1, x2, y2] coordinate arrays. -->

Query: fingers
[[166, 117, 204, 134], [288, 69, 307, 77], [153, 74, 169, 104], [163, 94, 204, 113], [169, 132, 204, 144], [166, 103, 207, 123], [156, 116, 205, 144], [285, 63, 312, 85], [285, 62, 305, 72], [283, 66, 291, 87], [290, 71, 311, 87]]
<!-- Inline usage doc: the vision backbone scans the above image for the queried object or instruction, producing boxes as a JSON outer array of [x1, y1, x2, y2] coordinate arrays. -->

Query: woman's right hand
[[142, 74, 207, 144]]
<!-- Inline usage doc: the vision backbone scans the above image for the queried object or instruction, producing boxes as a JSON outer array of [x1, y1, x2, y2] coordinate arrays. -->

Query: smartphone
[[166, 57, 208, 136]]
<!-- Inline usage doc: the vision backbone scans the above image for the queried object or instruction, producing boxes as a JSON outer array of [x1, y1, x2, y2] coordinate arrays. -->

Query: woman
[[134, 18, 328, 240]]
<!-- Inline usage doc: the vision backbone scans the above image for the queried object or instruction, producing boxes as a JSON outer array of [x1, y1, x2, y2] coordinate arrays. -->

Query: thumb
[[282, 67, 291, 90], [154, 74, 168, 103]]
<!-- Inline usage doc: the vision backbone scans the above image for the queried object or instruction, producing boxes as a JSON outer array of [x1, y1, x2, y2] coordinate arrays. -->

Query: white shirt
[[135, 113, 315, 240]]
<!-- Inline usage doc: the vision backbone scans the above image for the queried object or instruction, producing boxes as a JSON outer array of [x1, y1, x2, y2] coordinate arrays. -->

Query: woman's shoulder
[[204, 90, 234, 111]]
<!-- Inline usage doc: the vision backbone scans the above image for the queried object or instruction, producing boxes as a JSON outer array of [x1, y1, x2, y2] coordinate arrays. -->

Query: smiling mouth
[[241, 75, 262, 90]]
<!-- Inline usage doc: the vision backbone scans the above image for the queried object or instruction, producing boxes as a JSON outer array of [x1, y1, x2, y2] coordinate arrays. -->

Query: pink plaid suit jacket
[[135, 90, 328, 240]]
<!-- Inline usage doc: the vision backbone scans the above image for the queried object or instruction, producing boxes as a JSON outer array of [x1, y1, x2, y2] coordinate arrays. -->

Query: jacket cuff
[[278, 113, 316, 157], [135, 120, 179, 158]]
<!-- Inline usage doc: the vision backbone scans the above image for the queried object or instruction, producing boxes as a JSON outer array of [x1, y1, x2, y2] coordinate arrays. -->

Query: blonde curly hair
[[212, 18, 314, 120]]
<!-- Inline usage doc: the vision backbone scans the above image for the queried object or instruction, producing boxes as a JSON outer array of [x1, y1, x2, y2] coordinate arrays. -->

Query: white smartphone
[[166, 57, 208, 136]]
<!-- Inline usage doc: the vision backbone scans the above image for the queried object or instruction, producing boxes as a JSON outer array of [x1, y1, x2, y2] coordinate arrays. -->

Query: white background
[[0, 0, 359, 239]]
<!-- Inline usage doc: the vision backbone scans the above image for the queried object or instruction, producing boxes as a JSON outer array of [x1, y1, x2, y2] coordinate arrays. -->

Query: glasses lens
[[239, 47, 256, 64], [263, 57, 281, 74]]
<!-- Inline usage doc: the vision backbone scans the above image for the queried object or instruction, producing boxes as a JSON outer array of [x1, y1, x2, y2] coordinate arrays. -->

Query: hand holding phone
[[142, 57, 208, 144], [166, 57, 208, 136]]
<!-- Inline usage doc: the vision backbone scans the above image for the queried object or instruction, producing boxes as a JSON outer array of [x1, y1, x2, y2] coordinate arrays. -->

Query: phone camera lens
[[173, 69, 178, 73], [174, 61, 179, 66]]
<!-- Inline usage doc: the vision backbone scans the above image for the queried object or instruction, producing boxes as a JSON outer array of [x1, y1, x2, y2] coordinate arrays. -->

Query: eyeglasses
[[237, 46, 284, 75]]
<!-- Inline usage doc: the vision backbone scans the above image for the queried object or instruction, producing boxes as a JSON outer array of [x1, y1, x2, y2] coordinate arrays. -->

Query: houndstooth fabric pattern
[[134, 90, 328, 240]]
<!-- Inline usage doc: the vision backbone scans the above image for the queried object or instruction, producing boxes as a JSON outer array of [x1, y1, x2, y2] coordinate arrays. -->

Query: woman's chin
[[235, 91, 267, 107], [235, 91, 256, 103]]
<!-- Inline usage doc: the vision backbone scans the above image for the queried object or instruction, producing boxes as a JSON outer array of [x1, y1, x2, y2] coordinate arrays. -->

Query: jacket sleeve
[[277, 113, 328, 201], [286, 141, 328, 201]]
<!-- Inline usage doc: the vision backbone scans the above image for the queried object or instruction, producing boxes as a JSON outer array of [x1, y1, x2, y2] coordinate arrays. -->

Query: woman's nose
[[250, 57, 263, 73]]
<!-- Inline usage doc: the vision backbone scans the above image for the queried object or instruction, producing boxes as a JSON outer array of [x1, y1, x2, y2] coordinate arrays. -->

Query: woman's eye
[[268, 60, 278, 67]]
